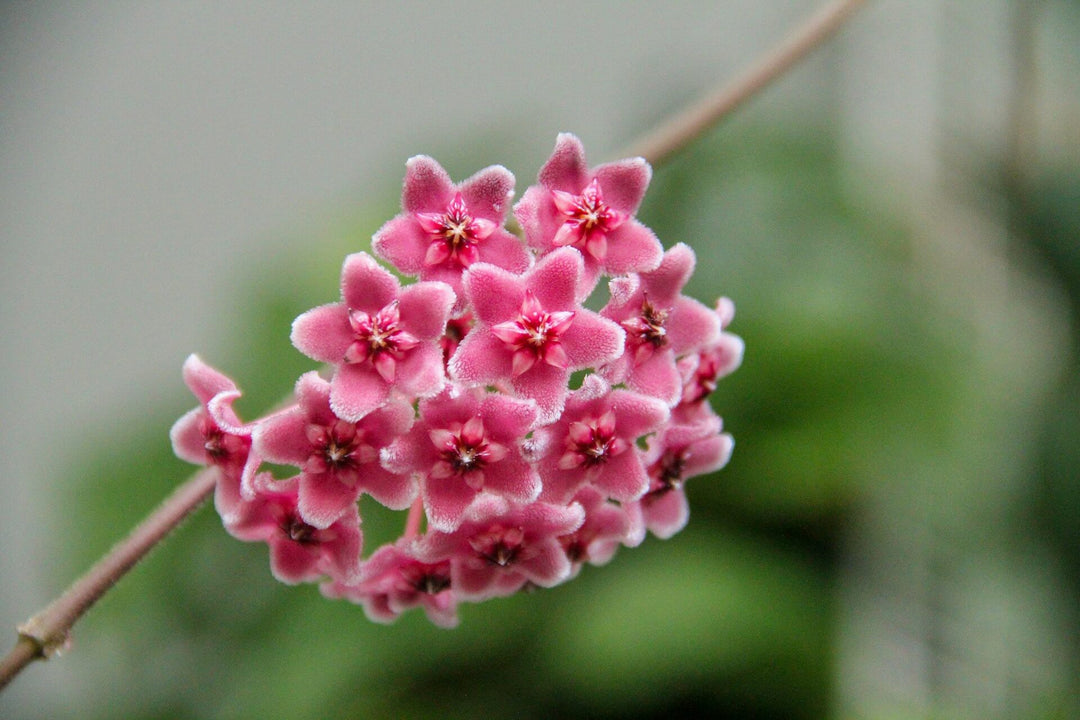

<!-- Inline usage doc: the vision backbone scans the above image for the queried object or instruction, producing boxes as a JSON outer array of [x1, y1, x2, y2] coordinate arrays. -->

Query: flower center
[[345, 300, 420, 382], [429, 417, 508, 488], [282, 515, 319, 545], [469, 525, 526, 567], [550, 178, 627, 260], [306, 419, 375, 481], [646, 449, 686, 500], [400, 561, 452, 595], [558, 410, 628, 472], [198, 416, 247, 465], [621, 297, 670, 364], [491, 291, 575, 376], [417, 193, 497, 268], [560, 532, 589, 563]]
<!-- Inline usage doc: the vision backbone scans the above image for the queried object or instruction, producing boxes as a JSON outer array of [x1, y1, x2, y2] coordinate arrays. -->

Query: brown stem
[[622, 0, 868, 165], [0, 467, 218, 691]]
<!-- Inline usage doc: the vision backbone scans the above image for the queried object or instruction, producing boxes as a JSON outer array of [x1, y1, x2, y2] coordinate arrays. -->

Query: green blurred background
[[3, 2, 1079, 718]]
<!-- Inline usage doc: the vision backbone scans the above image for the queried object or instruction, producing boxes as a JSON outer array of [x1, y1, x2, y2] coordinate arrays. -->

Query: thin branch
[[0, 467, 218, 692], [622, 0, 868, 165]]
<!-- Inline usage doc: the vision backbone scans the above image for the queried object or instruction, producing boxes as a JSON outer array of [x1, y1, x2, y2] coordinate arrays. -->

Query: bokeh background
[[2, 2, 1079, 718]]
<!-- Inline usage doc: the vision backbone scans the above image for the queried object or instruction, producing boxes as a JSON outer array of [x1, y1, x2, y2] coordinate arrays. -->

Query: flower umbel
[[172, 132, 741, 626]]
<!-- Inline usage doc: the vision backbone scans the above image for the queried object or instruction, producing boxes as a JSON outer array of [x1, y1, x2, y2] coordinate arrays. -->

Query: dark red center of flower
[[646, 449, 687, 501], [491, 290, 575, 377], [558, 410, 628, 472], [551, 178, 627, 260], [198, 416, 248, 466], [346, 300, 420, 382], [305, 419, 375, 483], [417, 193, 497, 268], [281, 515, 319, 545], [560, 532, 589, 564], [429, 417, 507, 489], [621, 297, 670, 364], [398, 559, 452, 595], [469, 524, 526, 567]]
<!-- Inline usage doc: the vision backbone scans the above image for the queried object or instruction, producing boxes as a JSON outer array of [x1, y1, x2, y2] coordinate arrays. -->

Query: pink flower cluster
[[171, 133, 743, 627]]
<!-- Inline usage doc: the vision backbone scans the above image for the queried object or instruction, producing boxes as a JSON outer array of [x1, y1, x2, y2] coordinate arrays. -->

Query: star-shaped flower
[[601, 243, 722, 406], [414, 495, 585, 601], [382, 387, 540, 532], [448, 247, 625, 423], [514, 133, 662, 295], [224, 473, 363, 585], [169, 354, 253, 523], [558, 486, 640, 579], [291, 252, 455, 421], [252, 371, 416, 528], [534, 374, 670, 505], [373, 156, 531, 304], [631, 412, 733, 539], [676, 296, 745, 411], [322, 541, 459, 628]]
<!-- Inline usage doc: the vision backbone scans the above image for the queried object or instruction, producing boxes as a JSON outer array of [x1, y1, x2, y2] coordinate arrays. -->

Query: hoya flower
[[414, 495, 585, 601], [601, 243, 722, 406], [676, 296, 745, 411], [169, 354, 252, 523], [382, 387, 541, 532], [323, 541, 458, 628], [372, 156, 530, 301], [558, 486, 640, 578], [252, 371, 416, 528], [291, 251, 455, 421], [514, 133, 662, 294], [632, 412, 734, 539], [535, 374, 670, 505], [449, 247, 625, 423], [224, 473, 363, 585]]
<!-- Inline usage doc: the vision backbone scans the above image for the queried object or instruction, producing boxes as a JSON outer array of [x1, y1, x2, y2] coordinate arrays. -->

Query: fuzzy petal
[[393, 343, 446, 398], [339, 252, 400, 312], [254, 406, 316, 466], [181, 354, 237, 405], [298, 472, 363, 529], [372, 215, 430, 276], [560, 310, 625, 369], [448, 330, 512, 386], [601, 221, 663, 276], [509, 362, 570, 424], [642, 489, 690, 540], [592, 157, 652, 215], [593, 449, 650, 502], [458, 164, 516, 222], [398, 281, 455, 340], [537, 133, 589, 193], [402, 155, 455, 213], [528, 247, 582, 311], [291, 303, 353, 363], [330, 364, 390, 422], [665, 297, 722, 355], [463, 262, 526, 325]]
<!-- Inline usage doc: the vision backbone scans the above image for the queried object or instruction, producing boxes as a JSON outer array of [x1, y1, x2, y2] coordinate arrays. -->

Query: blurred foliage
[[26, 122, 1079, 720]]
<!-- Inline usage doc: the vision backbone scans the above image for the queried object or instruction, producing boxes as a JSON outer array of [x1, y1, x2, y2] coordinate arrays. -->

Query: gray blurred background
[[3, 2, 1079, 718]]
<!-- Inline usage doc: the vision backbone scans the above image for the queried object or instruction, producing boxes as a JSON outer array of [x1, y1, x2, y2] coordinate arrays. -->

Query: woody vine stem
[[0, 0, 866, 693]]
